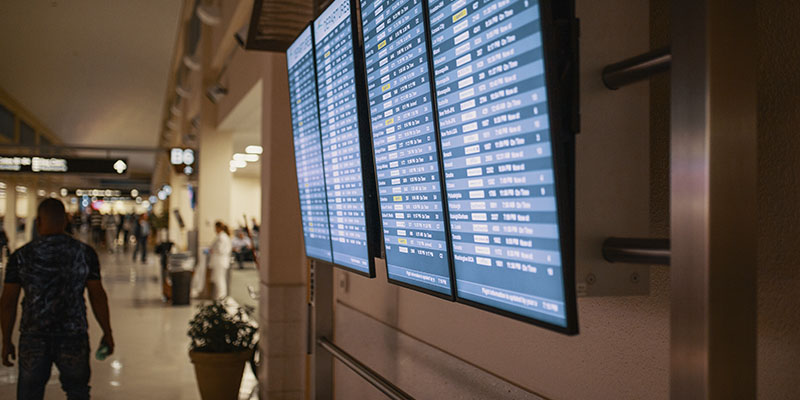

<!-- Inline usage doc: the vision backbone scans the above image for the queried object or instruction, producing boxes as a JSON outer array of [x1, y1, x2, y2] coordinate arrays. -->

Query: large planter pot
[[190, 349, 253, 400]]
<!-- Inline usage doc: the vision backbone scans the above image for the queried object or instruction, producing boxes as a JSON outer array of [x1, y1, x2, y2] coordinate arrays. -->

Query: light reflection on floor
[[0, 248, 261, 400]]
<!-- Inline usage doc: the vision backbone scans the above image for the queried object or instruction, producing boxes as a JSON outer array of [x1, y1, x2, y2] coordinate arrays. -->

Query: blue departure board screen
[[359, 0, 453, 295], [428, 0, 570, 327], [314, 0, 373, 275], [287, 25, 333, 262]]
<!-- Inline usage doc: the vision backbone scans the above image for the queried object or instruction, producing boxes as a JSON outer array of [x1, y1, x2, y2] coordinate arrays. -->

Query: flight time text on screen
[[314, 0, 371, 274], [360, 0, 452, 294], [427, 0, 567, 326], [287, 26, 333, 262]]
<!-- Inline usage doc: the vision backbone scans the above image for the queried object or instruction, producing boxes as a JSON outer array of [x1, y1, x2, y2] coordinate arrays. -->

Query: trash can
[[169, 253, 195, 306], [156, 242, 174, 300]]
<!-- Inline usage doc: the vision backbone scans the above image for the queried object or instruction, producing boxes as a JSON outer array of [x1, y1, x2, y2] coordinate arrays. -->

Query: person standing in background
[[89, 210, 102, 246], [1, 198, 114, 399], [121, 214, 133, 252], [132, 214, 150, 264], [115, 213, 123, 245], [207, 222, 232, 299], [103, 214, 117, 253]]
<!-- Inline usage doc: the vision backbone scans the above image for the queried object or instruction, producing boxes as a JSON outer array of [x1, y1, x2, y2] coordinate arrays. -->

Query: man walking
[[0, 198, 114, 399]]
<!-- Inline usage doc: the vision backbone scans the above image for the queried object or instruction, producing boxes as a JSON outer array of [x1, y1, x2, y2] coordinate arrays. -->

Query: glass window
[[20, 121, 36, 145], [0, 104, 13, 141]]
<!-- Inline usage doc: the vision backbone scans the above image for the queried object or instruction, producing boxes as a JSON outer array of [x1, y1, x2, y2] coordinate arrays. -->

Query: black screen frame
[[427, 0, 580, 335], [285, 22, 336, 266], [312, 0, 382, 278], [354, 0, 457, 300]]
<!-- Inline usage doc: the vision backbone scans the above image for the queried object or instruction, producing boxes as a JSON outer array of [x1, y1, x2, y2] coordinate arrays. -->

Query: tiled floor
[[0, 247, 260, 400]]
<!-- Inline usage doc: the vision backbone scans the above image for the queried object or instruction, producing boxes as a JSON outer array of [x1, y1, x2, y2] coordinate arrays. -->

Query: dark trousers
[[18, 334, 91, 400], [133, 235, 147, 262], [233, 251, 245, 269]]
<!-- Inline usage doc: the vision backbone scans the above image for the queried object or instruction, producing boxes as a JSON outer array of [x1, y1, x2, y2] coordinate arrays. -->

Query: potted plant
[[188, 301, 258, 400]]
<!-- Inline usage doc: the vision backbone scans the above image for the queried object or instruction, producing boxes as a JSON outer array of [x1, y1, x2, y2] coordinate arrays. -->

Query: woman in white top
[[208, 221, 233, 299]]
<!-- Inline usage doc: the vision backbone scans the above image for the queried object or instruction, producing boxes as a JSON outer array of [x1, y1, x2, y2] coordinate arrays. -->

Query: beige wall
[[196, 113, 233, 246], [756, 1, 800, 398], [229, 175, 261, 230], [332, 1, 669, 399], [212, 0, 800, 398]]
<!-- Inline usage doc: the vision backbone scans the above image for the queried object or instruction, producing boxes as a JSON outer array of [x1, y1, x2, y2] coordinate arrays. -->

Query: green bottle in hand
[[95, 340, 111, 361]]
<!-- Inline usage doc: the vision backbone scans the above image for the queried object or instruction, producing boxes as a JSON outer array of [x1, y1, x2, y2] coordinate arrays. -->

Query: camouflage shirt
[[4, 234, 100, 336]]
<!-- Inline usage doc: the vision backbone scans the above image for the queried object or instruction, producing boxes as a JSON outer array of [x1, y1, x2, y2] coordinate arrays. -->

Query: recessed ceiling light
[[245, 145, 263, 154]]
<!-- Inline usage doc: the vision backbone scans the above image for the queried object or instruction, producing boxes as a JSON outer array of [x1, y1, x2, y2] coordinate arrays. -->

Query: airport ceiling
[[0, 0, 183, 176]]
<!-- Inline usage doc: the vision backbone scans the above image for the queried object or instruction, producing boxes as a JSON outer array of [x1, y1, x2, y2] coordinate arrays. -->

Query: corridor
[[0, 0, 796, 398]]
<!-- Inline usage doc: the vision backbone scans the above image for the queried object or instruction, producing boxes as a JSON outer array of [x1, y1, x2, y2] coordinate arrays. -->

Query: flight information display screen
[[314, 0, 373, 275], [359, 0, 453, 295], [287, 25, 333, 262], [428, 0, 570, 328]]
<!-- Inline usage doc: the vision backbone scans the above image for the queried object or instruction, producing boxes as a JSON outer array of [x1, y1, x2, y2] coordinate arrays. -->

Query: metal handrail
[[317, 337, 414, 400]]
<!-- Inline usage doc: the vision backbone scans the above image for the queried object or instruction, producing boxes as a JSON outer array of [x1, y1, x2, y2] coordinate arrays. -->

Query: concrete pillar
[[197, 99, 233, 247], [3, 179, 16, 251], [168, 171, 193, 250], [258, 51, 307, 399], [670, 0, 757, 398]]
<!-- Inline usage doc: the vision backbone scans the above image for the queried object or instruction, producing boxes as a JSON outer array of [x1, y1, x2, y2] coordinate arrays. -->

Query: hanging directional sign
[[0, 155, 128, 175]]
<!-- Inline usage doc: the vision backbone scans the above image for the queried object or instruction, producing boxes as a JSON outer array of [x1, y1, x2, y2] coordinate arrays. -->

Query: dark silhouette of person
[[1, 198, 114, 399]]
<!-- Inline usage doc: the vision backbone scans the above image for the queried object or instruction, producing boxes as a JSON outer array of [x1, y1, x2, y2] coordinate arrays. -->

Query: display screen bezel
[[286, 22, 335, 265], [355, 0, 457, 299], [312, 0, 382, 278], [426, 0, 579, 334]]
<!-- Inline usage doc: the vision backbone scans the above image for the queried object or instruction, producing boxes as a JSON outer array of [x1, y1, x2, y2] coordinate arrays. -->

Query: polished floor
[[0, 245, 260, 399]]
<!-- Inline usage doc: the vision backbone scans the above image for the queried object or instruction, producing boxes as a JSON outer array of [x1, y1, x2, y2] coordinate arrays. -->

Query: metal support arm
[[602, 47, 671, 90], [602, 237, 670, 265]]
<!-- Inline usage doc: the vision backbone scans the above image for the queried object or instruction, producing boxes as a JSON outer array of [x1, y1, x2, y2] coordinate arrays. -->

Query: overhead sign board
[[170, 148, 195, 165], [169, 148, 196, 175], [0, 156, 128, 175]]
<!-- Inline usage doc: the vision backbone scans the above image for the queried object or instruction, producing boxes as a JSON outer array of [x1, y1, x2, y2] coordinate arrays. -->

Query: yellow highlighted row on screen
[[453, 8, 467, 23]]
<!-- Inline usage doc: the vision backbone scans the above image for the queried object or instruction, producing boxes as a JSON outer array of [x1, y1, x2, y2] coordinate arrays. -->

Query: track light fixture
[[197, 2, 221, 26], [235, 24, 248, 49], [176, 85, 192, 98], [170, 103, 183, 117], [183, 54, 201, 71], [206, 85, 229, 104], [166, 119, 180, 131]]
